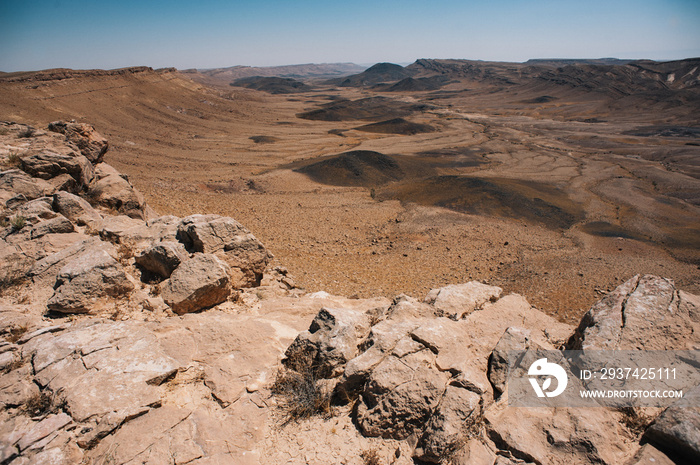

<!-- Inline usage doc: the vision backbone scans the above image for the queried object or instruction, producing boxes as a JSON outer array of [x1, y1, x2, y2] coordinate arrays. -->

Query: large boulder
[[30, 215, 74, 239], [176, 214, 272, 287], [283, 307, 372, 378], [567, 275, 700, 350], [46, 241, 135, 313], [48, 121, 108, 163], [484, 399, 638, 465], [88, 163, 148, 220], [19, 145, 94, 187], [0, 169, 52, 206], [160, 253, 231, 315], [135, 240, 189, 279], [52, 191, 103, 228]]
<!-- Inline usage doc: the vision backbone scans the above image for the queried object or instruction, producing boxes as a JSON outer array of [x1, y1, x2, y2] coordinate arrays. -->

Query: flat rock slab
[[23, 320, 181, 423]]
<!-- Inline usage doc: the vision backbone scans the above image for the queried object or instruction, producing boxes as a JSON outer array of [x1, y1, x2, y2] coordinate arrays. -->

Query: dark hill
[[293, 150, 405, 187], [231, 76, 313, 94], [339, 62, 415, 87], [296, 96, 433, 121], [383, 76, 451, 92], [381, 175, 585, 229], [354, 118, 436, 135]]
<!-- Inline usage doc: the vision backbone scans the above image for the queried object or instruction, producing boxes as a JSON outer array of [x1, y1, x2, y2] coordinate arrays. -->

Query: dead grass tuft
[[22, 391, 66, 417], [5, 325, 28, 343], [360, 448, 383, 465], [270, 366, 333, 425], [17, 127, 36, 138]]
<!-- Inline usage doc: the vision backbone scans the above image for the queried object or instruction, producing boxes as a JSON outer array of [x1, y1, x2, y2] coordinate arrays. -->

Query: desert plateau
[[1, 56, 699, 465]]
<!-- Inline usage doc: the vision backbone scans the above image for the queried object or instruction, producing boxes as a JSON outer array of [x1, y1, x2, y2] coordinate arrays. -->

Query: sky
[[1, 0, 699, 72]]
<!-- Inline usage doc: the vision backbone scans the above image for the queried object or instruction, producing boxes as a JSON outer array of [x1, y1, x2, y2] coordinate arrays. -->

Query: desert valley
[[0, 58, 699, 464]]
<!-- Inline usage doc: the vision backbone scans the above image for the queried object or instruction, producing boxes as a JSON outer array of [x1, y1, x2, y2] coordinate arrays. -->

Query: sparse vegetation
[[270, 366, 333, 424], [17, 127, 36, 138], [4, 151, 21, 167], [5, 324, 28, 343], [117, 243, 135, 265], [10, 215, 26, 231], [21, 391, 66, 417], [361, 448, 382, 465]]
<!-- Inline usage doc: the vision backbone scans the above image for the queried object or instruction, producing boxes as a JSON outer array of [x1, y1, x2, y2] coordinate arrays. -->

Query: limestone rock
[[52, 191, 103, 228], [160, 253, 230, 314], [135, 240, 190, 278], [484, 399, 637, 464], [46, 241, 134, 313], [177, 214, 272, 287], [88, 163, 148, 219], [284, 307, 372, 378], [11, 197, 58, 225], [99, 214, 145, 243], [30, 216, 74, 240], [48, 121, 108, 163], [626, 444, 675, 465], [567, 275, 700, 350], [488, 326, 532, 397], [356, 348, 451, 440], [19, 146, 94, 187], [425, 281, 502, 319], [101, 215, 181, 254], [1, 170, 52, 204], [644, 387, 700, 463], [23, 320, 180, 424], [16, 413, 72, 452], [416, 385, 482, 463], [386, 294, 436, 319]]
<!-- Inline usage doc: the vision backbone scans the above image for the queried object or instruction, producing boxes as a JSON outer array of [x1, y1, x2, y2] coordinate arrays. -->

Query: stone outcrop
[[88, 163, 149, 219], [48, 121, 108, 163], [177, 214, 272, 286], [567, 274, 700, 350], [160, 253, 231, 314], [424, 281, 502, 319], [135, 240, 189, 278], [46, 242, 135, 313]]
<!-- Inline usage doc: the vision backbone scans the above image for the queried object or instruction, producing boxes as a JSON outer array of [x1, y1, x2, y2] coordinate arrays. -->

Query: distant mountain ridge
[[184, 62, 367, 87]]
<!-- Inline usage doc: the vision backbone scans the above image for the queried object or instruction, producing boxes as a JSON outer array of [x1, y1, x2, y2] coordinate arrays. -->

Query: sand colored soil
[[1, 65, 698, 324]]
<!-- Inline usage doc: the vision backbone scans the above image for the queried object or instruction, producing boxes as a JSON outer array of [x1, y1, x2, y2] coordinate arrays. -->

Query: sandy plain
[[1, 64, 698, 324]]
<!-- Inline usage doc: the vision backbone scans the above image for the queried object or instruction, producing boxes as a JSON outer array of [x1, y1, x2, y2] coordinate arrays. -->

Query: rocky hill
[[0, 122, 699, 464]]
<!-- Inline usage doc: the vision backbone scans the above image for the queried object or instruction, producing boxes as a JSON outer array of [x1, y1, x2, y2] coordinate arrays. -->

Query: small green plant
[[10, 215, 26, 231]]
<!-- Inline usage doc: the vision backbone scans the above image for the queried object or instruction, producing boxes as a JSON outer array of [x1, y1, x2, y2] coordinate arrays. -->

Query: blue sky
[[1, 0, 699, 71]]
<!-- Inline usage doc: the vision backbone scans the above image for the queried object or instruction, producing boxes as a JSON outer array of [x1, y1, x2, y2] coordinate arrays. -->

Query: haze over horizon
[[1, 0, 699, 72]]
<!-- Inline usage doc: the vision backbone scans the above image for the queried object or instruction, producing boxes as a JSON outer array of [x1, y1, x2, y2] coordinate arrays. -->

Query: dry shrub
[[5, 325, 28, 343], [271, 366, 332, 425], [361, 448, 382, 465], [10, 215, 26, 231], [17, 127, 36, 138], [22, 391, 66, 417]]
